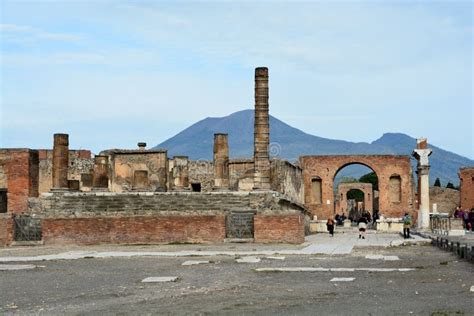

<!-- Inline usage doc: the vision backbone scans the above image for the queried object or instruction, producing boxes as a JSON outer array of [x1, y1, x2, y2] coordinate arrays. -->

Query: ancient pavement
[[0, 232, 430, 262]]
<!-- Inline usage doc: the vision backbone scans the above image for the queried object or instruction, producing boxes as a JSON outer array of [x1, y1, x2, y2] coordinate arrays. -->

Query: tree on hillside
[[359, 172, 378, 191], [347, 189, 364, 201], [434, 178, 441, 187], [446, 182, 455, 189]]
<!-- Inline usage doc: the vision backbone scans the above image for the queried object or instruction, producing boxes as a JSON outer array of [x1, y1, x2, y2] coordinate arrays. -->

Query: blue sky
[[1, 1, 472, 158]]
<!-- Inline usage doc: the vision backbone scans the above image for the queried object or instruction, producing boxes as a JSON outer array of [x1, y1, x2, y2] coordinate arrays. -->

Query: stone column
[[52, 133, 69, 189], [213, 133, 229, 190], [93, 155, 109, 189], [253, 67, 271, 190], [412, 138, 432, 229], [173, 156, 189, 190]]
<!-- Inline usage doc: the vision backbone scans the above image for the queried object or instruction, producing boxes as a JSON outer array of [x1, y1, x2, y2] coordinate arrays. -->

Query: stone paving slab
[[0, 233, 431, 262]]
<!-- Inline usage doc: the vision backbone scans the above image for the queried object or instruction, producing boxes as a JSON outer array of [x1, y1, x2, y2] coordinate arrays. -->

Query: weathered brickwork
[[38, 149, 93, 193], [0, 149, 39, 213], [34, 191, 308, 245], [42, 215, 226, 245], [101, 149, 168, 192], [459, 167, 474, 210], [270, 159, 304, 205], [254, 214, 305, 244], [335, 182, 373, 215], [188, 160, 214, 192], [300, 155, 414, 220], [0, 214, 14, 246]]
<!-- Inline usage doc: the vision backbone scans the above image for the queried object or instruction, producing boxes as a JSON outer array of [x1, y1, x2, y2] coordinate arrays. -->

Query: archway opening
[[334, 163, 379, 223]]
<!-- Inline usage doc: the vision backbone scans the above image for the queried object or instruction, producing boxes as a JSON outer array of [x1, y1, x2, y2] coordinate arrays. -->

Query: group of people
[[453, 207, 474, 231], [326, 211, 373, 239]]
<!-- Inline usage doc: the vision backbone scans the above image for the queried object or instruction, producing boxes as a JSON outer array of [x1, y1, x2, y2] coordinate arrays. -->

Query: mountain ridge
[[154, 109, 473, 185]]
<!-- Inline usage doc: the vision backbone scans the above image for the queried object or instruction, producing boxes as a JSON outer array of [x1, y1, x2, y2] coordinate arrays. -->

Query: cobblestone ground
[[0, 242, 473, 315]]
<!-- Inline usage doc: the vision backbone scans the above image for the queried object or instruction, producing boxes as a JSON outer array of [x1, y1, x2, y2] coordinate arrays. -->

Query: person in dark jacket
[[327, 217, 335, 237]]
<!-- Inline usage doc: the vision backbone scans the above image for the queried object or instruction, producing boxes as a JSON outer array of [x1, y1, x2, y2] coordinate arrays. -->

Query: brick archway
[[335, 182, 373, 216], [300, 155, 414, 220]]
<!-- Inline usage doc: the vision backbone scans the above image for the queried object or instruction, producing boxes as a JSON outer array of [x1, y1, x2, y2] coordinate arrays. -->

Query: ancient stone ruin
[[1, 67, 472, 247]]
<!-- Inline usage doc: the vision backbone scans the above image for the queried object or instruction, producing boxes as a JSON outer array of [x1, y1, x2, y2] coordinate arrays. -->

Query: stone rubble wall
[[38, 150, 94, 193], [30, 191, 309, 245], [37, 191, 306, 218]]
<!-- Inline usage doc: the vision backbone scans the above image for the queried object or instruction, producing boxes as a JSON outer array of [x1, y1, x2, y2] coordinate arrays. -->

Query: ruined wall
[[270, 159, 304, 204], [430, 187, 460, 214], [38, 150, 93, 193], [229, 159, 254, 191], [188, 160, 214, 192], [254, 214, 305, 244], [0, 214, 14, 246], [0, 149, 39, 213], [107, 150, 168, 192], [300, 155, 414, 220], [459, 167, 474, 210], [35, 191, 307, 245], [43, 215, 226, 245]]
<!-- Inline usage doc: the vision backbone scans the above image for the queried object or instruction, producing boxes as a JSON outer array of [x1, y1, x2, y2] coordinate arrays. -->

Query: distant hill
[[154, 109, 473, 185]]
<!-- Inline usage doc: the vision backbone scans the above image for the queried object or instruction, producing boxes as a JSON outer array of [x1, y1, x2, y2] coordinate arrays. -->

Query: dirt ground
[[1, 243, 473, 315]]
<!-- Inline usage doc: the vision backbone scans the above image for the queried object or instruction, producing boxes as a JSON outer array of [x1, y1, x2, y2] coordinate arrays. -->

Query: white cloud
[[0, 23, 82, 43]]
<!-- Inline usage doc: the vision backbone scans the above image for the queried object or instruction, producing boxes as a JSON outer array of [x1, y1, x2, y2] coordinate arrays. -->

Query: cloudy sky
[[1, 1, 472, 158]]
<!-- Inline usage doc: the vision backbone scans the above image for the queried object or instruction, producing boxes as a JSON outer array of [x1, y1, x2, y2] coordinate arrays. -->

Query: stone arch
[[300, 155, 413, 219], [336, 182, 373, 216]]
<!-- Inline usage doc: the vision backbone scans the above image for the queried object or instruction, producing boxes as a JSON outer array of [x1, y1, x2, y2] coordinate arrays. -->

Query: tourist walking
[[358, 216, 368, 239], [402, 212, 412, 239], [327, 217, 335, 237], [468, 208, 474, 231]]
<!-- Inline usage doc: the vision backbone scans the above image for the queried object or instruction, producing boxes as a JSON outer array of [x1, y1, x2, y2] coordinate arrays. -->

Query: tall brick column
[[93, 155, 109, 189], [412, 138, 432, 229], [173, 156, 189, 190], [253, 67, 270, 190], [213, 133, 229, 190], [52, 133, 69, 189]]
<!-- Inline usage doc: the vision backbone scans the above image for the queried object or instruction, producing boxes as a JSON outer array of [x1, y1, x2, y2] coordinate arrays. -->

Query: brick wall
[[34, 191, 309, 245], [459, 167, 474, 210], [0, 214, 13, 246], [254, 214, 305, 244], [42, 215, 225, 245], [0, 149, 39, 213], [270, 159, 304, 205], [300, 155, 414, 220]]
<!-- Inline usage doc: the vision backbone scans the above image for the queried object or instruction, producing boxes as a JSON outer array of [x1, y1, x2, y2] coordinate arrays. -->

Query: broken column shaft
[[173, 156, 189, 190], [93, 155, 109, 189], [52, 133, 69, 189], [213, 133, 229, 190], [253, 67, 271, 190]]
